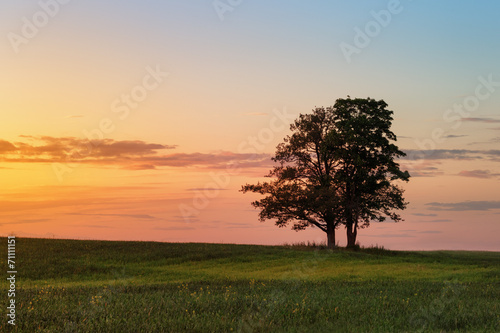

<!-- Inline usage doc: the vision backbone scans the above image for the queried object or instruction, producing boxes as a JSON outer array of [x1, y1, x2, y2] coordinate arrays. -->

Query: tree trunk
[[326, 223, 336, 249], [346, 224, 357, 248]]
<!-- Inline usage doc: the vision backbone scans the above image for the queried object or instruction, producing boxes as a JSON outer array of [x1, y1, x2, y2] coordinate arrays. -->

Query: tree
[[241, 97, 410, 248]]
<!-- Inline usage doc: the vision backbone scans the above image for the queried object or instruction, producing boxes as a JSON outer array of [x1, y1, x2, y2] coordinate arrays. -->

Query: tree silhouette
[[241, 97, 410, 248]]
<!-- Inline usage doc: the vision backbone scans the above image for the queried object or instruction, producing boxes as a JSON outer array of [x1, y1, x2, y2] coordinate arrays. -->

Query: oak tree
[[241, 97, 410, 248]]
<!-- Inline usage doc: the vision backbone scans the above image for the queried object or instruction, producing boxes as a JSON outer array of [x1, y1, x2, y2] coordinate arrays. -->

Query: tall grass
[[1, 237, 498, 332]]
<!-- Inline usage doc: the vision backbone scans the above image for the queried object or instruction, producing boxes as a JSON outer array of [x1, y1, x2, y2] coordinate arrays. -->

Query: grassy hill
[[2, 237, 499, 332]]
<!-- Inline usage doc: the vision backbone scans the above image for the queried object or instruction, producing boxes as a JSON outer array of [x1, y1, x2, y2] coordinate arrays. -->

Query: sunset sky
[[1, 1, 499, 250]]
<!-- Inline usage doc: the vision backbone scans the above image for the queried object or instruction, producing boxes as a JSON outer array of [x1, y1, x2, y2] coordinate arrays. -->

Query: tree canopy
[[241, 97, 410, 248]]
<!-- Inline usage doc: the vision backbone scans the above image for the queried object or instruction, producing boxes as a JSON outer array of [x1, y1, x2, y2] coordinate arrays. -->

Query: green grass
[[1, 238, 499, 332]]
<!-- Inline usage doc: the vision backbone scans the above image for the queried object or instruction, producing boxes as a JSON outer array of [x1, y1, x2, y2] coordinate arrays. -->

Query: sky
[[1, 0, 499, 251]]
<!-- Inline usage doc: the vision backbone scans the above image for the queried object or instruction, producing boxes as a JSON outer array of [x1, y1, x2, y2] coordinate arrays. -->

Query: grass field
[[1, 237, 499, 332]]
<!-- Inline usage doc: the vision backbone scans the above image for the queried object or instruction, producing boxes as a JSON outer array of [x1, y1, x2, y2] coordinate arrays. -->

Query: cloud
[[457, 169, 500, 179], [123, 164, 157, 170], [76, 224, 116, 229], [444, 134, 468, 139], [467, 136, 500, 146], [403, 149, 479, 161], [365, 233, 415, 238], [156, 153, 272, 171], [67, 213, 156, 219], [186, 188, 228, 191], [426, 201, 500, 211], [153, 226, 196, 231], [92, 140, 171, 157], [411, 218, 452, 223], [402, 149, 500, 161], [0, 218, 51, 226], [409, 171, 442, 177], [0, 140, 17, 153], [1, 136, 176, 160], [462, 117, 500, 123], [170, 216, 200, 223], [223, 222, 263, 229], [412, 213, 437, 217], [206, 158, 274, 170], [400, 163, 444, 177], [419, 230, 442, 234], [0, 136, 272, 171], [410, 168, 444, 177]]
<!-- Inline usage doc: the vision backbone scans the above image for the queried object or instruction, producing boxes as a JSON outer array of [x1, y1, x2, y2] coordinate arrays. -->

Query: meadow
[[1, 237, 499, 332]]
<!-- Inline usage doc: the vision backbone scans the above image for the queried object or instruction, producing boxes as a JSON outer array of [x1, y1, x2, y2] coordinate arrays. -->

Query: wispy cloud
[[457, 169, 500, 179], [412, 213, 438, 217], [153, 226, 196, 231], [67, 213, 156, 219], [467, 136, 500, 146], [139, 152, 270, 168], [223, 222, 263, 229], [0, 218, 51, 226], [403, 149, 477, 160], [170, 216, 200, 223], [463, 117, 500, 123], [186, 188, 228, 191], [411, 218, 452, 223], [123, 164, 157, 170], [407, 166, 444, 178], [444, 134, 468, 139], [76, 224, 116, 229], [426, 201, 500, 211], [399, 162, 444, 177], [402, 149, 500, 161], [365, 233, 415, 238]]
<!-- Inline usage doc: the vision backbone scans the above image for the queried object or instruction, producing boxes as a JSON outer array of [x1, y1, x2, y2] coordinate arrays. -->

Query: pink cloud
[[0, 136, 271, 171], [457, 169, 500, 179]]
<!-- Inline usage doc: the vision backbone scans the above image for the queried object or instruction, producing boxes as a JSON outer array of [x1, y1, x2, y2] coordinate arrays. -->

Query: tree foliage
[[241, 97, 410, 248]]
